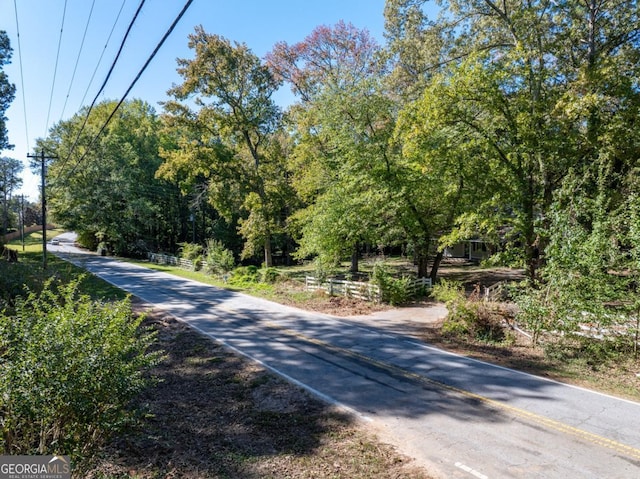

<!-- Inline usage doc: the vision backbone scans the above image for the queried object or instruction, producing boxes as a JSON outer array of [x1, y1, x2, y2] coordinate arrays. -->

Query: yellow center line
[[259, 318, 640, 461]]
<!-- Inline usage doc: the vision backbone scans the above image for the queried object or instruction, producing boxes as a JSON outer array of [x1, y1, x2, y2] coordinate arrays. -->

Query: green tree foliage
[[514, 0, 640, 336], [388, 0, 640, 284], [159, 26, 294, 266], [0, 279, 160, 460], [0, 31, 16, 151], [269, 21, 458, 278], [44, 99, 179, 256], [0, 156, 23, 233]]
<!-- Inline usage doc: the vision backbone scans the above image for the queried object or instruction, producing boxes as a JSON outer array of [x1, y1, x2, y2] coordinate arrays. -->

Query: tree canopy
[[0, 30, 16, 152], [37, 2, 640, 311], [159, 26, 292, 266], [45, 99, 179, 256]]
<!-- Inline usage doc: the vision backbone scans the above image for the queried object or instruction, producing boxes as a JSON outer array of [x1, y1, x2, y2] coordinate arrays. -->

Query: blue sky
[[1, 0, 387, 200]]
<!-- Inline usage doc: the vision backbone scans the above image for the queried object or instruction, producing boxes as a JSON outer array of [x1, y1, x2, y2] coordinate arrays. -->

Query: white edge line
[[147, 304, 374, 424], [54, 250, 640, 408], [56, 250, 375, 423], [407, 339, 640, 407], [455, 461, 489, 479]]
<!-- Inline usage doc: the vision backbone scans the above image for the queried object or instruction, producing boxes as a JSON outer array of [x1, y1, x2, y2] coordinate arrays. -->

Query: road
[[51, 233, 640, 479]]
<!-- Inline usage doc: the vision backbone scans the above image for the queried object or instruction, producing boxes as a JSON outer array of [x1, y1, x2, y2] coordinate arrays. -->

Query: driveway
[[51, 233, 640, 478]]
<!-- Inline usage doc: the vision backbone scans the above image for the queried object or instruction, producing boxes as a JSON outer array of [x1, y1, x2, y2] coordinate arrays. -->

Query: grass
[[5, 232, 639, 475], [3, 229, 127, 302], [126, 253, 640, 401]]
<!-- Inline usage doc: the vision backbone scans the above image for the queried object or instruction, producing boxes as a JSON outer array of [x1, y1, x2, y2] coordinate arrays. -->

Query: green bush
[[179, 242, 204, 270], [76, 230, 98, 251], [204, 239, 235, 276], [431, 279, 466, 304], [229, 265, 260, 285], [371, 262, 415, 305], [259, 267, 281, 284], [0, 279, 162, 462], [228, 265, 282, 285], [433, 280, 508, 342]]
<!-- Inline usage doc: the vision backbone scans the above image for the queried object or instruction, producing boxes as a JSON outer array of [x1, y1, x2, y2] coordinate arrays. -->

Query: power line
[[64, 0, 195, 180], [44, 0, 68, 137], [87, 0, 146, 107], [78, 0, 129, 109], [12, 0, 29, 153], [56, 0, 146, 177], [59, 0, 96, 120]]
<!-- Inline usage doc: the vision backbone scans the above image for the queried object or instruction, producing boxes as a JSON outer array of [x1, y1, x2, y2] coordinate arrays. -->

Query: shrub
[[179, 242, 204, 270], [229, 265, 260, 285], [204, 239, 235, 276], [75, 231, 98, 251], [259, 267, 281, 284], [0, 279, 162, 462], [371, 262, 415, 305], [126, 239, 150, 259], [228, 265, 282, 286], [431, 279, 466, 304], [433, 280, 508, 342]]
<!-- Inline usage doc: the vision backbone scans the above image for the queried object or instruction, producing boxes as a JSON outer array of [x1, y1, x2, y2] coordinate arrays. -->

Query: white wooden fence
[[305, 276, 432, 302], [148, 252, 195, 270], [305, 277, 382, 301]]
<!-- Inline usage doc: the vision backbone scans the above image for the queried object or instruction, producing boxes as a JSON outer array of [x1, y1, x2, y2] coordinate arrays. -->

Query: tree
[[269, 21, 467, 279], [0, 156, 22, 234], [522, 0, 640, 330], [268, 22, 393, 273], [159, 26, 290, 267], [45, 99, 177, 256], [0, 31, 15, 151], [386, 0, 640, 284]]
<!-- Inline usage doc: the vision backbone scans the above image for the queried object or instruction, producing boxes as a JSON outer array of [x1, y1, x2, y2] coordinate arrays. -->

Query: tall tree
[[388, 1, 565, 280], [0, 156, 22, 234], [45, 99, 176, 256], [160, 26, 288, 266], [0, 31, 16, 151], [388, 0, 640, 285], [269, 21, 467, 279], [268, 22, 388, 273]]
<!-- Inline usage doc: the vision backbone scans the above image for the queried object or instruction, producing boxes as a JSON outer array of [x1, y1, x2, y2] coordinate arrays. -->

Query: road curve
[[51, 233, 640, 479]]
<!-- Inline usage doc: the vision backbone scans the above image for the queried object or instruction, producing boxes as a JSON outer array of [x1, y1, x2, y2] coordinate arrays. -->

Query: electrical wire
[[78, 0, 128, 109], [64, 0, 195, 180], [44, 0, 68, 136], [59, 0, 96, 120], [12, 0, 29, 154], [55, 0, 146, 177]]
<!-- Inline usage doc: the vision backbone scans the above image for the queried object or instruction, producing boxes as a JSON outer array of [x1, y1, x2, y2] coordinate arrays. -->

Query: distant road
[[52, 232, 640, 478]]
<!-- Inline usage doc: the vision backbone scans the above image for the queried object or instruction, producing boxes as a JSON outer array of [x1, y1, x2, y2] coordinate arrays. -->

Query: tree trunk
[[415, 247, 429, 278], [263, 231, 273, 267], [430, 250, 444, 283], [350, 242, 359, 274]]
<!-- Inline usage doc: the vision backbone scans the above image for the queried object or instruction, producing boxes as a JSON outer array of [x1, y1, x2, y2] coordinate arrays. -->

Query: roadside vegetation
[[1, 234, 432, 478], [2, 0, 640, 475], [137, 242, 640, 401], [0, 236, 159, 468]]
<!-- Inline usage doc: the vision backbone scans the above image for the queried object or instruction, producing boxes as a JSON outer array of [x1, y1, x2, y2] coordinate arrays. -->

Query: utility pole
[[27, 150, 57, 269]]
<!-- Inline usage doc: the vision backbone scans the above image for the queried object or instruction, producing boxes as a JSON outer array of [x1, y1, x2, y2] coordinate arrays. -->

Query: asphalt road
[[51, 233, 640, 479]]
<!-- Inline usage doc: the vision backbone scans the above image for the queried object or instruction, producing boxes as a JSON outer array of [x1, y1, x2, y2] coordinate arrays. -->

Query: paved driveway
[[51, 233, 640, 478]]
